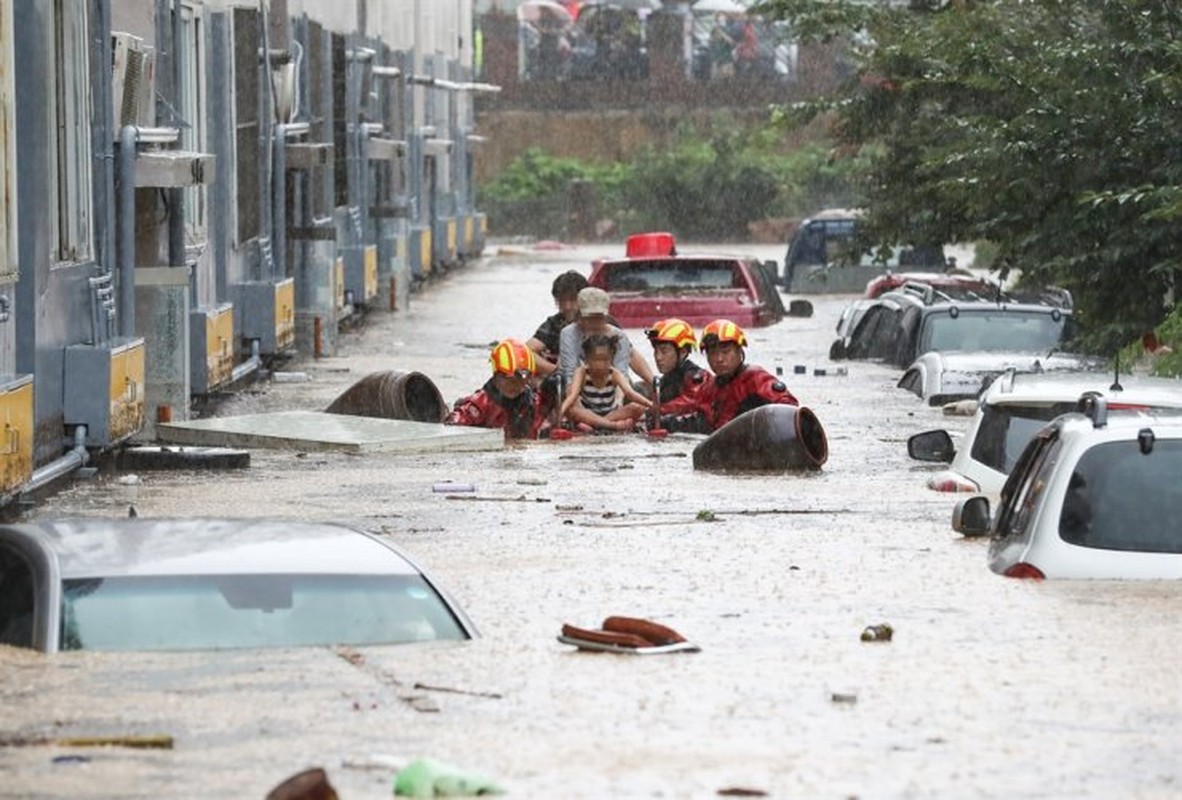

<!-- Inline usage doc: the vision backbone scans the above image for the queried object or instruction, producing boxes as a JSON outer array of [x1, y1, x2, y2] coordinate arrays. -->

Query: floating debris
[[860, 623, 894, 642]]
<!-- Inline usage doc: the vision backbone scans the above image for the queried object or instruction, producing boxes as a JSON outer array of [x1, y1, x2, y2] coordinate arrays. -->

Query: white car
[[0, 517, 478, 652], [908, 371, 1182, 499], [897, 349, 1106, 406], [952, 398, 1182, 578]]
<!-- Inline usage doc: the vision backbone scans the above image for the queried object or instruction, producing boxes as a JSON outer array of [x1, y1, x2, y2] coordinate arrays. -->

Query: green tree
[[756, 0, 1182, 354]]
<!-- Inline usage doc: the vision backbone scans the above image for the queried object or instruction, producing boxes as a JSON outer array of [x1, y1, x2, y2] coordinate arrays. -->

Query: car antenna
[[1111, 351, 1123, 392]]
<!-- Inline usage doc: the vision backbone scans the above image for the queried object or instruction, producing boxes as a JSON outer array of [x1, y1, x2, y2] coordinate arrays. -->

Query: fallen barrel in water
[[324, 370, 447, 422], [692, 405, 829, 472]]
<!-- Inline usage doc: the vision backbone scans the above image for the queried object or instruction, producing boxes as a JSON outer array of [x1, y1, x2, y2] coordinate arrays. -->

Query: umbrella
[[517, 0, 574, 25]]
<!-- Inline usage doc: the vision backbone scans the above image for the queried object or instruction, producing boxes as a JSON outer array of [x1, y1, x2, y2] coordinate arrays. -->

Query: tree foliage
[[755, 0, 1182, 354]]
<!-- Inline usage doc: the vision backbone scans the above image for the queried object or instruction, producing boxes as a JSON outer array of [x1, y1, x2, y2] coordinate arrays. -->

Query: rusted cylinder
[[692, 405, 829, 472], [324, 370, 447, 422]]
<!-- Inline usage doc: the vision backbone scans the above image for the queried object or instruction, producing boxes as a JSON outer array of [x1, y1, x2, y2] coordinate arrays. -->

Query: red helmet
[[645, 318, 697, 351], [699, 319, 747, 350], [490, 338, 537, 378]]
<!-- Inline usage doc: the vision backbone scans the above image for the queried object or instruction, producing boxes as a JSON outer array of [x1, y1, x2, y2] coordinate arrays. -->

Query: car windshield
[[970, 402, 1079, 473], [60, 574, 468, 651], [920, 310, 1066, 353], [1058, 439, 1182, 553], [602, 260, 743, 292]]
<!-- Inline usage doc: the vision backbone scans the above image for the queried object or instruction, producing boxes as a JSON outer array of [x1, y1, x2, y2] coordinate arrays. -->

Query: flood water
[[2, 243, 1180, 799]]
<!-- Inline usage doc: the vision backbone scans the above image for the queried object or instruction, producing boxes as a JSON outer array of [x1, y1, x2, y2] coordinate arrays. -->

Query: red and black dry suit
[[660, 364, 798, 433], [445, 379, 547, 440], [657, 357, 713, 417]]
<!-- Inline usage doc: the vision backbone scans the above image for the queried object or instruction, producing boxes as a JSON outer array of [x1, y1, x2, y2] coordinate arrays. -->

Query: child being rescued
[[559, 333, 652, 432]]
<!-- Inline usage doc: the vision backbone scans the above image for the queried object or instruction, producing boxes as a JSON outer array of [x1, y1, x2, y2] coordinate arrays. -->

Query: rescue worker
[[645, 318, 711, 416], [661, 319, 798, 433], [445, 339, 548, 440]]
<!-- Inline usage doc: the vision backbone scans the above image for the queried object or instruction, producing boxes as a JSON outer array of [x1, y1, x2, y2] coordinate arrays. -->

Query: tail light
[[926, 470, 980, 493], [1003, 563, 1045, 579]]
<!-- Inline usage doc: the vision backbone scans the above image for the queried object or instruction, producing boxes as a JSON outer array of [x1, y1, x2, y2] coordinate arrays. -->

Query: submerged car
[[952, 398, 1182, 578], [909, 371, 1182, 499], [0, 517, 477, 652], [832, 281, 1079, 370], [588, 232, 808, 329], [897, 349, 1106, 406], [864, 271, 999, 300], [782, 208, 949, 295]]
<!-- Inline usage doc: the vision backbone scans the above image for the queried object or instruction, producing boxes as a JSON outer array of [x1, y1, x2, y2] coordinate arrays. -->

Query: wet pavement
[[2, 243, 1180, 799]]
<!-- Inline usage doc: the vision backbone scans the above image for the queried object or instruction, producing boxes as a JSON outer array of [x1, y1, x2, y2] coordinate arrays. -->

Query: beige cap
[[577, 287, 610, 316]]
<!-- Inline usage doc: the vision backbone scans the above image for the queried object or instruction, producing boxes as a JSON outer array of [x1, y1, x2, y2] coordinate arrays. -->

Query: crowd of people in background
[[445, 269, 800, 440]]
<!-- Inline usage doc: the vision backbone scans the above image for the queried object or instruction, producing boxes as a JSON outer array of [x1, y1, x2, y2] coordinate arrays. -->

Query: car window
[[602, 260, 742, 292], [993, 428, 1064, 543], [919, 310, 1066, 354], [0, 545, 36, 649], [60, 574, 469, 651], [1058, 439, 1182, 553], [846, 306, 893, 359], [749, 260, 785, 316], [892, 306, 923, 365], [970, 402, 1078, 473]]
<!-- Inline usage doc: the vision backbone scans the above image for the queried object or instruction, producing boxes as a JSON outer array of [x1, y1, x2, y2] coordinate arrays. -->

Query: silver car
[[952, 398, 1182, 579], [0, 517, 477, 652], [908, 371, 1182, 499]]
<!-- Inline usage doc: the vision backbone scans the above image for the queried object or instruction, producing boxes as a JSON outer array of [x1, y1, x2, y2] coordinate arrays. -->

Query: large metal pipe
[[25, 427, 90, 495], [692, 405, 829, 473]]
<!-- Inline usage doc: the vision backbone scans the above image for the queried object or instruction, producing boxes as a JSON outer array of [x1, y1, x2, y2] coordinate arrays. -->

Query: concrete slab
[[155, 411, 504, 454]]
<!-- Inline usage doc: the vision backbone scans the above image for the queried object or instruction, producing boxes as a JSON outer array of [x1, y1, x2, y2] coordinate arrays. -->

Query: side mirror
[[951, 495, 992, 537], [828, 338, 847, 361], [907, 429, 955, 462], [788, 299, 813, 318]]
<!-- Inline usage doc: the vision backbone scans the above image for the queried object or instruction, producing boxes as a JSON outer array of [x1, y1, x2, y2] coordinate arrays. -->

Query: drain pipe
[[118, 126, 138, 337], [230, 339, 262, 384], [25, 427, 90, 495]]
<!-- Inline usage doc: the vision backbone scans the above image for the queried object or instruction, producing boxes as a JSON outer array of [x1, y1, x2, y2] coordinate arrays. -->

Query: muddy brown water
[[1, 244, 1179, 799]]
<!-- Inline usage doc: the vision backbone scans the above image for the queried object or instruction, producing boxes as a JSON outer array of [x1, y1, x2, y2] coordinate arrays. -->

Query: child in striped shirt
[[560, 333, 652, 432]]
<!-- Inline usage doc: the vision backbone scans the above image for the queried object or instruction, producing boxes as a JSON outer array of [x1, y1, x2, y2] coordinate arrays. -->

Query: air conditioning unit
[[111, 31, 157, 133]]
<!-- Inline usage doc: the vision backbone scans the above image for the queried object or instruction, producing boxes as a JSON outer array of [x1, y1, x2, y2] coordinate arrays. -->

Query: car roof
[[803, 207, 864, 222], [1053, 409, 1182, 439], [3, 517, 421, 579], [596, 253, 755, 266], [983, 372, 1182, 408]]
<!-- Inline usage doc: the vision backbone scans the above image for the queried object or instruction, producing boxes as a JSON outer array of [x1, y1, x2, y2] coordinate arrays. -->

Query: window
[[919, 310, 1066, 355], [993, 430, 1063, 544], [602, 260, 741, 292], [0, 545, 36, 648], [60, 573, 469, 651], [1058, 440, 1182, 553], [52, 0, 94, 264], [970, 402, 1078, 473]]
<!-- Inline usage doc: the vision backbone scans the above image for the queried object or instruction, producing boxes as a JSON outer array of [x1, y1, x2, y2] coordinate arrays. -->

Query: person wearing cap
[[445, 338, 548, 439], [661, 318, 798, 433], [645, 318, 712, 416], [557, 287, 654, 387]]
